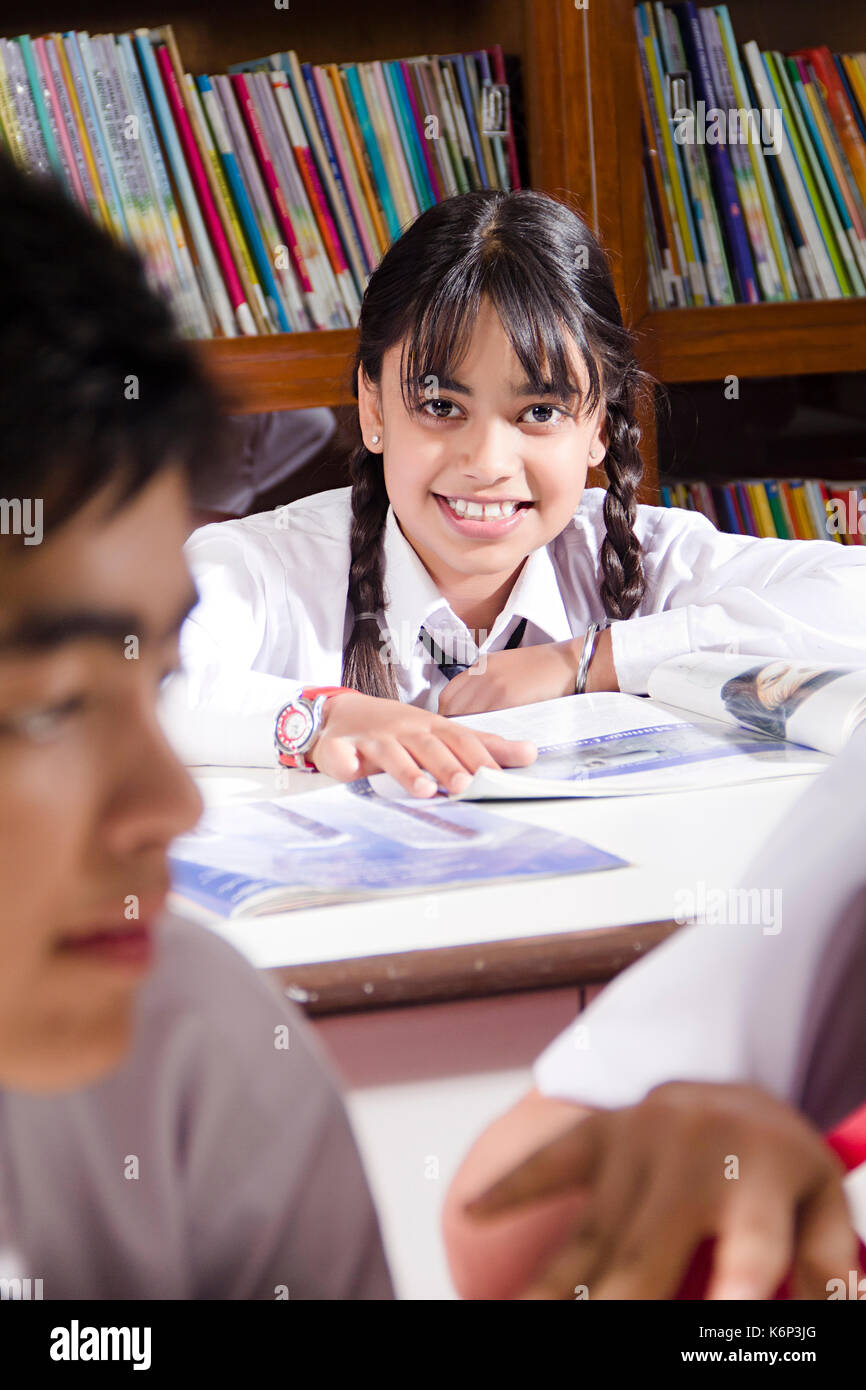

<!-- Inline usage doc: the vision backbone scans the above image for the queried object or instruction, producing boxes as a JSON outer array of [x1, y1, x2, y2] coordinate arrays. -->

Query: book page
[[649, 653, 866, 756], [168, 782, 625, 916], [368, 693, 829, 801]]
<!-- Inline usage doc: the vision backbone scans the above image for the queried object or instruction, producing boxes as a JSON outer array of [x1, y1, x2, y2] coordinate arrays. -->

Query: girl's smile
[[433, 491, 535, 539]]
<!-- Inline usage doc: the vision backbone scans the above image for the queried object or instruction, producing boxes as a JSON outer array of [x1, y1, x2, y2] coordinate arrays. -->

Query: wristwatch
[[275, 686, 352, 770]]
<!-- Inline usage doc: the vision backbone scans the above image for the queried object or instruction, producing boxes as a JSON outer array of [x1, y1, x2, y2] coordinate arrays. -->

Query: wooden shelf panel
[[199, 330, 359, 413], [636, 301, 866, 384]]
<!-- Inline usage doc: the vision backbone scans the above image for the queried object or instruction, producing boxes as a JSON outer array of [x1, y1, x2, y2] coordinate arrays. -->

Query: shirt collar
[[495, 542, 573, 647], [382, 507, 452, 668], [381, 507, 573, 668]]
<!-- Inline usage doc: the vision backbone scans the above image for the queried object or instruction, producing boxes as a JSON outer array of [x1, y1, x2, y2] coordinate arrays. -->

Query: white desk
[[182, 765, 816, 970], [178, 766, 818, 1298]]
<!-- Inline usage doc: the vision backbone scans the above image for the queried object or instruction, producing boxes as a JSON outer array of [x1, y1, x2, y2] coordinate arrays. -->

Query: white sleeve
[[611, 505, 866, 695], [534, 720, 866, 1111], [159, 523, 303, 767]]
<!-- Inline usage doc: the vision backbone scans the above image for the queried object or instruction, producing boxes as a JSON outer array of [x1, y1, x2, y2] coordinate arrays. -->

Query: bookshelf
[[8, 0, 866, 506], [639, 300, 866, 382]]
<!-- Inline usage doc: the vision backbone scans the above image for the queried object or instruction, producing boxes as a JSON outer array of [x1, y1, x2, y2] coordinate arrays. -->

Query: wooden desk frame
[[268, 917, 680, 1015]]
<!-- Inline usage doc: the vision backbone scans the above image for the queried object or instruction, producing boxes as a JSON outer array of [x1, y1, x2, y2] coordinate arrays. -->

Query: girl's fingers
[[440, 726, 505, 775], [356, 736, 439, 799], [705, 1177, 795, 1301], [790, 1174, 859, 1300], [402, 730, 478, 795]]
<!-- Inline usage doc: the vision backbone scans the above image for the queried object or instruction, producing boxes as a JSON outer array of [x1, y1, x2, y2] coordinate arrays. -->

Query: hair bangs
[[397, 247, 602, 417]]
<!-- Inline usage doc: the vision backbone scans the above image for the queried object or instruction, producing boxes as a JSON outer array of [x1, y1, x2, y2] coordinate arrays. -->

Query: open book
[[168, 782, 625, 917], [371, 655, 866, 802]]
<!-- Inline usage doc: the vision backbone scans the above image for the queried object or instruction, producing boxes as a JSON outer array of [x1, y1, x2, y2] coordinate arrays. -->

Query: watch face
[[278, 705, 314, 753]]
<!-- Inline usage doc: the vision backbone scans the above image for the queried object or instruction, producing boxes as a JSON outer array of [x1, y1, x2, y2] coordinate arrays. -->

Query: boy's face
[[0, 467, 202, 1092]]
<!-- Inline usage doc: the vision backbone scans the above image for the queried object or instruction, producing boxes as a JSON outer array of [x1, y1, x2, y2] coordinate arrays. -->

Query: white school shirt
[[534, 719, 866, 1134], [161, 485, 866, 767], [0, 915, 393, 1299]]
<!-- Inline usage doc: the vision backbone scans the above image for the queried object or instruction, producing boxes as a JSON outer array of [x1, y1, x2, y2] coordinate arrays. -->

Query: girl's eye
[[421, 398, 462, 420], [520, 404, 565, 425]]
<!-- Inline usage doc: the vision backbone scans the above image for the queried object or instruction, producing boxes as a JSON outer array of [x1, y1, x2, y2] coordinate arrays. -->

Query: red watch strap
[[275, 688, 353, 771]]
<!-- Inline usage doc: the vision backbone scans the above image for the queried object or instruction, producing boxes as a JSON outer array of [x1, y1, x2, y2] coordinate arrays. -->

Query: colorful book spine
[[699, 9, 781, 300], [5, 27, 520, 339], [714, 5, 798, 300], [197, 74, 289, 333], [661, 476, 866, 542], [643, 8, 866, 307], [636, 5, 701, 303], [155, 40, 254, 335], [674, 3, 758, 302], [258, 68, 351, 327]]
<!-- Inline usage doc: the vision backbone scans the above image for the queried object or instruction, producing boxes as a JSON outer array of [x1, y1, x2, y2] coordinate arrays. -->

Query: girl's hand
[[310, 690, 537, 798], [438, 627, 619, 718], [464, 1081, 858, 1300]]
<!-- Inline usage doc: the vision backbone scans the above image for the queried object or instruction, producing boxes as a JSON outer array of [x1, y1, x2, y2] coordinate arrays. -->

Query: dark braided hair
[[343, 439, 399, 699], [343, 189, 651, 698]]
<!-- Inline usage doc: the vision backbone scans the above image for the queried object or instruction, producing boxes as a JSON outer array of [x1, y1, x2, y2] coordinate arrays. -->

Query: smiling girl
[[164, 190, 866, 796]]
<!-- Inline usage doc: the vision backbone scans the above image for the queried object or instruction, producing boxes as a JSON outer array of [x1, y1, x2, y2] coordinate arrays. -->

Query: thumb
[[479, 733, 538, 767], [465, 1118, 599, 1219], [311, 734, 361, 782]]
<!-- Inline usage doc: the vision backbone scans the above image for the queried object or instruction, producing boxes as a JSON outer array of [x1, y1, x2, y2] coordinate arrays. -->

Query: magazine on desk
[[371, 654, 866, 802], [168, 782, 626, 918]]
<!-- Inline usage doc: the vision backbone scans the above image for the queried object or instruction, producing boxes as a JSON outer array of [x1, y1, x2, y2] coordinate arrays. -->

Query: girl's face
[[359, 298, 606, 595]]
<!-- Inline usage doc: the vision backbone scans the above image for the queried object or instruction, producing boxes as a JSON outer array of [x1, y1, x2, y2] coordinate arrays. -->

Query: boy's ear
[[356, 366, 384, 452]]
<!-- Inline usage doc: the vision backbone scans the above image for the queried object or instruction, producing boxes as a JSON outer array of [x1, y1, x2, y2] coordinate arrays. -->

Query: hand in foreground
[[310, 690, 536, 798], [463, 1081, 858, 1300], [438, 627, 618, 718]]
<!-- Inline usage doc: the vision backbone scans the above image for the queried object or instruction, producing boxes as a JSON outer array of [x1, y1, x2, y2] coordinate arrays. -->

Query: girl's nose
[[458, 421, 519, 484]]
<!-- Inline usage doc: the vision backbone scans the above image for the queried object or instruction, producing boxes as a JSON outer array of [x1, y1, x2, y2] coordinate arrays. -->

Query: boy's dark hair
[[0, 155, 225, 529], [343, 188, 652, 700]]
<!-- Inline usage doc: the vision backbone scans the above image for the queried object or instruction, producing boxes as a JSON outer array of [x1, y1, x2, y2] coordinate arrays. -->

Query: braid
[[341, 444, 399, 699], [599, 399, 647, 621]]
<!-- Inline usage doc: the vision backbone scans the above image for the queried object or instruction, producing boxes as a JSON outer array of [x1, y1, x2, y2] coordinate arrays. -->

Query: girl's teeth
[[446, 497, 520, 520]]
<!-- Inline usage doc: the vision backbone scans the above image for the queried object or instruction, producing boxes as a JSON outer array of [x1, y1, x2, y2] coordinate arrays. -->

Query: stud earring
[[371, 434, 381, 446]]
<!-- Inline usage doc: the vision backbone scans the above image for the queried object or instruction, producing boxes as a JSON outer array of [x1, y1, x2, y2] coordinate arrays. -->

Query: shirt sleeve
[[612, 504, 866, 695], [159, 522, 303, 767], [147, 920, 394, 1300], [533, 720, 866, 1114]]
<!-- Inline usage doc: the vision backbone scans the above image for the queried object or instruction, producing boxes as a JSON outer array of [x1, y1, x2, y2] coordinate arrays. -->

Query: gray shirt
[[0, 917, 393, 1299]]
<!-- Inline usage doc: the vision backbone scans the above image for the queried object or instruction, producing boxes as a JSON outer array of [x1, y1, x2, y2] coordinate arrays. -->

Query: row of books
[[661, 477, 866, 544], [638, 4, 866, 307], [0, 25, 519, 338]]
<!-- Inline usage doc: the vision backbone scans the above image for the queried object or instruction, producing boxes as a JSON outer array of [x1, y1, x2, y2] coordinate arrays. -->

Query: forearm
[[584, 625, 618, 693], [159, 668, 300, 766]]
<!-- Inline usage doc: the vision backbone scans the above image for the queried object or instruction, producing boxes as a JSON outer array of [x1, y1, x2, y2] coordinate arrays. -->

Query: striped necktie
[[419, 616, 528, 680]]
